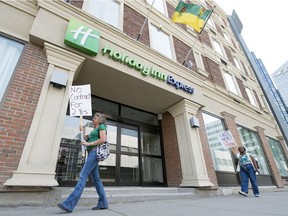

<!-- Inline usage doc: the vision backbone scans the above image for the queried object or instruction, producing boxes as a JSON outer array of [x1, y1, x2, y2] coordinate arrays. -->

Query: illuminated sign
[[64, 19, 100, 56]]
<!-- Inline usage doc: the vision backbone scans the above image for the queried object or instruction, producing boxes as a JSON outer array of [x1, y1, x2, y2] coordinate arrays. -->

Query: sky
[[213, 0, 288, 75]]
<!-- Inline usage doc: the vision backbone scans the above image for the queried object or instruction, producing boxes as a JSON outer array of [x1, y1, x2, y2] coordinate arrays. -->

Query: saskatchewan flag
[[172, 2, 212, 32]]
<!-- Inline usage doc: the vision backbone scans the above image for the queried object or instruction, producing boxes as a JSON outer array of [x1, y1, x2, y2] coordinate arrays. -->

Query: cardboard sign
[[218, 130, 237, 149], [69, 85, 92, 116]]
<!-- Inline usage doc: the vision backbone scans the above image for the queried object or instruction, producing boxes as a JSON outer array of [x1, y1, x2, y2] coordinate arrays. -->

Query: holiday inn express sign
[[64, 19, 194, 94]]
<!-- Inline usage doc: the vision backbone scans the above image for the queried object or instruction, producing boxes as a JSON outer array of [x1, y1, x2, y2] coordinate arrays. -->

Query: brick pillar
[[255, 126, 284, 188], [220, 112, 242, 155]]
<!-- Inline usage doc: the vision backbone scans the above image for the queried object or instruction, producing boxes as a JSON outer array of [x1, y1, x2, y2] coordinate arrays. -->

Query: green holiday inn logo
[[64, 19, 100, 56]]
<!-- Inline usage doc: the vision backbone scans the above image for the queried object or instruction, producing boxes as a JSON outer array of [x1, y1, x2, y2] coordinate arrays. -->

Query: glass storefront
[[203, 113, 235, 172], [55, 96, 164, 187], [237, 126, 270, 175], [267, 137, 288, 177]]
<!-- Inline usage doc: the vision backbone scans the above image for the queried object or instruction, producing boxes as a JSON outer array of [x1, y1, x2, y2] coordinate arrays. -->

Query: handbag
[[96, 141, 110, 161]]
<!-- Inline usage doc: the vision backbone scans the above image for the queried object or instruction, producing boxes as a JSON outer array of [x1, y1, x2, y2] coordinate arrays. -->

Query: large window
[[212, 39, 224, 57], [203, 113, 234, 172], [223, 71, 238, 95], [150, 24, 173, 59], [245, 87, 257, 107], [194, 51, 205, 71], [0, 35, 24, 103], [267, 138, 288, 177], [147, 0, 166, 15], [83, 0, 120, 28], [237, 126, 270, 175]]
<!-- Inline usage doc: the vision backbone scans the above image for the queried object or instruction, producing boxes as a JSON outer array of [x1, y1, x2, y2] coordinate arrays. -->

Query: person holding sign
[[57, 113, 108, 213], [235, 146, 260, 197]]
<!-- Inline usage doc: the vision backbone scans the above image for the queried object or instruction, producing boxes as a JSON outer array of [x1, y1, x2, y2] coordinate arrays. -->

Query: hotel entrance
[[55, 96, 165, 187]]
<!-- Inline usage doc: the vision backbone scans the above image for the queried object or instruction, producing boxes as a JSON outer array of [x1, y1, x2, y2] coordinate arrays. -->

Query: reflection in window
[[121, 128, 138, 153], [237, 126, 270, 175], [245, 87, 257, 107], [0, 35, 24, 102], [147, 0, 166, 15], [121, 105, 158, 126], [224, 71, 238, 95], [212, 39, 224, 56], [83, 0, 120, 28], [142, 157, 163, 183], [268, 138, 288, 176], [150, 24, 172, 59], [203, 113, 234, 172], [141, 132, 161, 156], [120, 155, 139, 182]]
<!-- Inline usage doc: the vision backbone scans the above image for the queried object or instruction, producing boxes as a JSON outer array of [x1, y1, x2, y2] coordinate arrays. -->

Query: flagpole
[[137, 0, 155, 41], [79, 113, 86, 164], [182, 6, 215, 66]]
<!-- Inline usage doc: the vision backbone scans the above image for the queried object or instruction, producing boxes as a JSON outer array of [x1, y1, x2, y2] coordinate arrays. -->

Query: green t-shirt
[[86, 124, 106, 152]]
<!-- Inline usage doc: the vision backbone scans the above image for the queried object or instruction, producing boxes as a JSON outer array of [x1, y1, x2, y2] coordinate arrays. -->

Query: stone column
[[5, 43, 85, 187], [167, 99, 213, 187], [255, 126, 284, 188]]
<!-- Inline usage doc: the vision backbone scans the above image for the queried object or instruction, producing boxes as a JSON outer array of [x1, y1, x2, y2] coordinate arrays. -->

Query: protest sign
[[218, 130, 237, 149], [69, 84, 92, 116]]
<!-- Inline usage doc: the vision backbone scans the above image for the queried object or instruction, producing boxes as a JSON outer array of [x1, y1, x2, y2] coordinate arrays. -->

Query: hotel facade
[[0, 0, 287, 196]]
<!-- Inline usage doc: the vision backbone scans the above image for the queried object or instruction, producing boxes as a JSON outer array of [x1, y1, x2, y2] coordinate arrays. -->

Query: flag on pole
[[172, 2, 212, 32]]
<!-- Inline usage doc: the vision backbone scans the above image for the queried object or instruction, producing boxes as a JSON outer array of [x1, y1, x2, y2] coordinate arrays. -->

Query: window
[[147, 0, 166, 15], [267, 138, 288, 177], [233, 57, 242, 72], [83, 0, 120, 28], [150, 24, 173, 59], [194, 51, 205, 71], [223, 33, 231, 44], [223, 71, 238, 95], [245, 87, 257, 107], [237, 126, 270, 175], [207, 19, 215, 29], [0, 35, 24, 103], [212, 39, 224, 57], [203, 113, 235, 172]]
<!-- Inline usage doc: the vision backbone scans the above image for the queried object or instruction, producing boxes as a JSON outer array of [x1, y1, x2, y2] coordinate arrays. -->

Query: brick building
[[0, 0, 287, 197]]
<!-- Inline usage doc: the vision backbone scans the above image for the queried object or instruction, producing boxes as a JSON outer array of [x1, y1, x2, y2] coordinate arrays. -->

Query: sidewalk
[[1, 190, 287, 216]]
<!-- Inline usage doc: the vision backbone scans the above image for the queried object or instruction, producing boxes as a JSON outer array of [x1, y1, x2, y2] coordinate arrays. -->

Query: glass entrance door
[[56, 112, 164, 187], [100, 122, 140, 186]]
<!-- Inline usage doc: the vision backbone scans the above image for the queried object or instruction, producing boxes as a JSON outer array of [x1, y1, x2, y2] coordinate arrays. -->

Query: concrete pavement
[[0, 190, 287, 216]]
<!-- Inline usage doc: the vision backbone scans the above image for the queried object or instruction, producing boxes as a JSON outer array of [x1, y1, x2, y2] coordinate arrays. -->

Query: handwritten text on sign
[[217, 130, 237, 149], [69, 85, 92, 116]]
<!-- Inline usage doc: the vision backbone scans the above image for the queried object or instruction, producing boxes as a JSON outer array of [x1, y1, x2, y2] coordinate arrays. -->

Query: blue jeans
[[239, 163, 259, 195], [61, 149, 108, 212]]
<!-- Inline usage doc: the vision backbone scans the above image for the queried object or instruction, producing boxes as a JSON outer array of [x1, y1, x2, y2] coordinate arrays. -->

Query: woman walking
[[57, 112, 108, 212]]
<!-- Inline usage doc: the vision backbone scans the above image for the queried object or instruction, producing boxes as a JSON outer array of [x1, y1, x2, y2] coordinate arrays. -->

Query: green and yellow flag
[[172, 2, 212, 32]]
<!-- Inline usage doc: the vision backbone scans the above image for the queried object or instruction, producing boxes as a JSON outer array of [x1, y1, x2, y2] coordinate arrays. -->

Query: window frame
[[149, 22, 174, 59], [0, 34, 25, 104], [82, 0, 123, 30], [202, 112, 235, 172], [223, 70, 239, 95]]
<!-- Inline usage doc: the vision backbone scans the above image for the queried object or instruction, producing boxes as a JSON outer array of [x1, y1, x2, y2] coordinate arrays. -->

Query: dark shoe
[[57, 203, 72, 213], [238, 190, 248, 197], [92, 206, 108, 210]]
